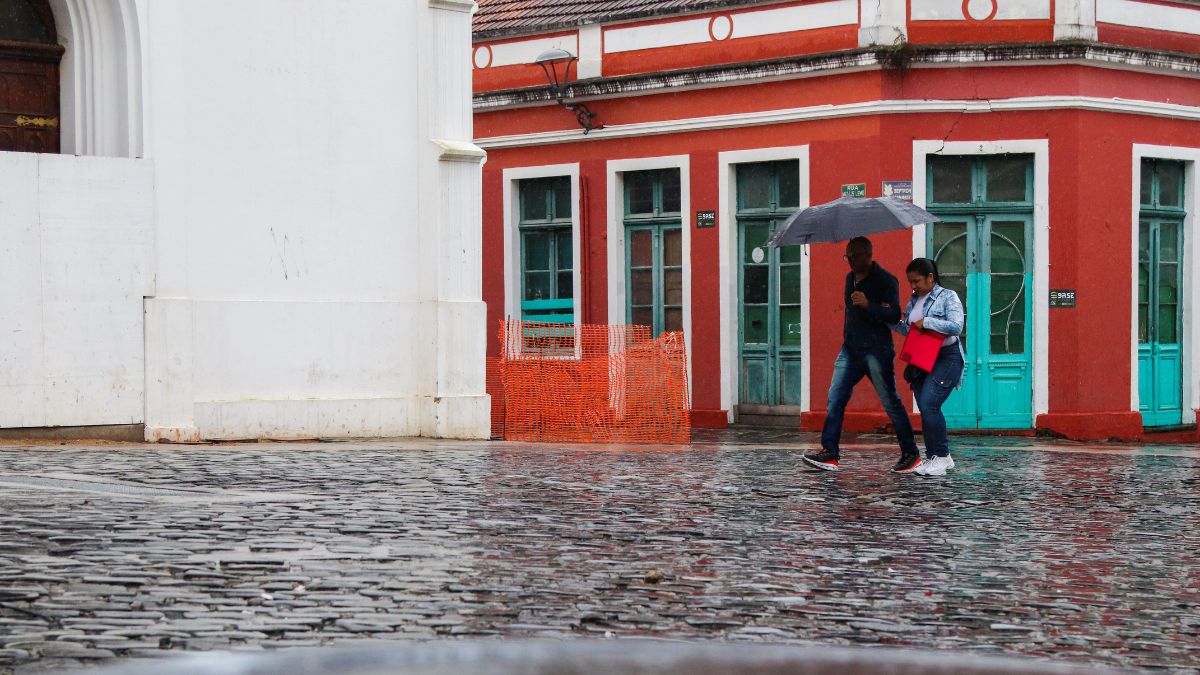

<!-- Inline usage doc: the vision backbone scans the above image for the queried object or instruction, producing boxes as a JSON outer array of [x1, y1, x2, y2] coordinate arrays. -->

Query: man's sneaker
[[921, 455, 955, 476], [891, 453, 921, 474], [802, 450, 840, 471]]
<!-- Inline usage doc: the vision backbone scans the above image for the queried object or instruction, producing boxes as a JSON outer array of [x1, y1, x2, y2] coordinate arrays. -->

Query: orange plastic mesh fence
[[494, 319, 690, 444], [485, 356, 505, 439]]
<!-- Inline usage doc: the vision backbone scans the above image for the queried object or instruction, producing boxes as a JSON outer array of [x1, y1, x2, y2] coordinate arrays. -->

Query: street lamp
[[534, 48, 602, 134]]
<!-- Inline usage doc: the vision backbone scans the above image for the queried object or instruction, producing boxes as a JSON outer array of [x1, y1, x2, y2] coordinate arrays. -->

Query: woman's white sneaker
[[921, 455, 955, 476]]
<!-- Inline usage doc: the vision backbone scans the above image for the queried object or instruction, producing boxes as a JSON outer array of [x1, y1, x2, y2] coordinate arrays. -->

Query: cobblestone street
[[1, 433, 1198, 672]]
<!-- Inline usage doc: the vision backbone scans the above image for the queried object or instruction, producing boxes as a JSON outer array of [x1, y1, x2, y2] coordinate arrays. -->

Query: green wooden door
[[1138, 159, 1185, 427], [624, 169, 683, 335], [736, 161, 802, 407], [928, 156, 1034, 429]]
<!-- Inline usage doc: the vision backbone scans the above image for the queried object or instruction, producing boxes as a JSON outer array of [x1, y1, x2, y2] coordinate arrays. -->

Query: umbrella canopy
[[765, 196, 939, 247]]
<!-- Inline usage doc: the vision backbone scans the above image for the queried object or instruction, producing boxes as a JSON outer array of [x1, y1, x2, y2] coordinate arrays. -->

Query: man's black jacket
[[843, 261, 901, 351]]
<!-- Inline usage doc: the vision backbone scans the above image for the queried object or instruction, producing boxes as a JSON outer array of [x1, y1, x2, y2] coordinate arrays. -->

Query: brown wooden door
[[0, 0, 63, 153]]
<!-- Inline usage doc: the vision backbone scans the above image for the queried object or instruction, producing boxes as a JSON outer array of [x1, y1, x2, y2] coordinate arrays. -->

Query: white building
[[0, 0, 489, 441]]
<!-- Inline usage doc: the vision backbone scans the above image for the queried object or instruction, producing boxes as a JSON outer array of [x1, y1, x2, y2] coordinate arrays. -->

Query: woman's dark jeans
[[912, 344, 965, 458]]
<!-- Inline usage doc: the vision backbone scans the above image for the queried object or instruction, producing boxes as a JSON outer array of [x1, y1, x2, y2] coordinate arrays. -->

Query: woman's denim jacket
[[890, 284, 966, 387]]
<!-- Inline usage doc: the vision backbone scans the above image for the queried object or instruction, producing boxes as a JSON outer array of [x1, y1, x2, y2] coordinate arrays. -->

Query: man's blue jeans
[[820, 346, 918, 458]]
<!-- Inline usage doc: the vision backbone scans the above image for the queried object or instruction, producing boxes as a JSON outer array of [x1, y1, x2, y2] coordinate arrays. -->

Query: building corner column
[[858, 0, 907, 47], [577, 24, 602, 80], [1054, 0, 1098, 41], [422, 0, 490, 439]]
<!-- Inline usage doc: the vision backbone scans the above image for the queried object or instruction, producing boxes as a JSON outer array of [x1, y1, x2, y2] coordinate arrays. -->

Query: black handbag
[[903, 363, 923, 384]]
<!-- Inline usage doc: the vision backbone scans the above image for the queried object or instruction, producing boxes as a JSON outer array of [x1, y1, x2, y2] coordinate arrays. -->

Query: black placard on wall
[[1049, 289, 1076, 308]]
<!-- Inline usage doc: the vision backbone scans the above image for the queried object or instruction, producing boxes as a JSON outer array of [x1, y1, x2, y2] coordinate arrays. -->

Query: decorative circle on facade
[[709, 15, 734, 42], [473, 45, 493, 69], [961, 0, 999, 21]]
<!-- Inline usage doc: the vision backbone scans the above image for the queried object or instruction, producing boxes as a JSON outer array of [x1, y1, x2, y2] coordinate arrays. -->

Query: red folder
[[899, 328, 946, 372]]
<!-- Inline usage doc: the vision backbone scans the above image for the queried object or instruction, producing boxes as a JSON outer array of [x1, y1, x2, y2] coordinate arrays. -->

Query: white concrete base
[[144, 298, 490, 442], [0, 152, 154, 429], [425, 394, 492, 440], [187, 395, 489, 441], [145, 426, 202, 443]]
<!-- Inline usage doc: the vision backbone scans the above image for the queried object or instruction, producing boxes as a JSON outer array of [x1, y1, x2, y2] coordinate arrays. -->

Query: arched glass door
[[927, 155, 1034, 429]]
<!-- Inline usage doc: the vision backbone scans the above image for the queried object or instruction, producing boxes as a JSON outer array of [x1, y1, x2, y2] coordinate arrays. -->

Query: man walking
[[803, 236, 920, 473]]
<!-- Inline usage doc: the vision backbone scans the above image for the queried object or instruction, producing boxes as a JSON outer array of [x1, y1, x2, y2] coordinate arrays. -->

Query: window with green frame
[[519, 176, 573, 324], [736, 160, 803, 349], [624, 169, 683, 335], [1138, 158, 1186, 346], [927, 154, 1033, 355]]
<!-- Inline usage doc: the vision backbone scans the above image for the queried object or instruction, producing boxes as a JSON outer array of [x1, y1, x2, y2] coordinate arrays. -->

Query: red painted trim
[[1141, 416, 1200, 444], [708, 14, 734, 41], [905, 0, 1055, 26], [602, 26, 856, 77], [1036, 413, 1144, 441], [478, 65, 1200, 140], [604, 0, 851, 34], [597, 0, 856, 77], [1098, 23, 1200, 55], [473, 30, 580, 93], [961, 0, 1000, 22], [474, 64, 553, 92], [907, 20, 1054, 43], [691, 409, 730, 428], [474, 44, 493, 69]]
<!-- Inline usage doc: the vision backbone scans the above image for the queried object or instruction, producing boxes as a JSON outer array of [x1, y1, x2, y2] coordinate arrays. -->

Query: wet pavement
[[0, 431, 1198, 673]]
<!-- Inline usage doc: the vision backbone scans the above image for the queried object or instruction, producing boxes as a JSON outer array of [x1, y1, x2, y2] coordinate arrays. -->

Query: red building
[[473, 0, 1200, 440]]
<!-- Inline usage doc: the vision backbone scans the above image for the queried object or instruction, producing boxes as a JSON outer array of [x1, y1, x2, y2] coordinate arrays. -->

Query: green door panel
[[928, 156, 1034, 429], [623, 169, 684, 338], [737, 160, 802, 408], [1138, 159, 1185, 428], [1137, 225, 1184, 426]]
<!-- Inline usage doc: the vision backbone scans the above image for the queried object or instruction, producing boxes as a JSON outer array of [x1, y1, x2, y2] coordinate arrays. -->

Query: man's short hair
[[847, 236, 872, 253]]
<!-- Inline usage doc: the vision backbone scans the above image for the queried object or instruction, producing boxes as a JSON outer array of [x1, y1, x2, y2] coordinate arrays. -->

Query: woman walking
[[892, 258, 965, 476]]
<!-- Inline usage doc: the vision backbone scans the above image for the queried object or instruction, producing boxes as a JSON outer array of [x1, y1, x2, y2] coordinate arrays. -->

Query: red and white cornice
[[471, 0, 1200, 93]]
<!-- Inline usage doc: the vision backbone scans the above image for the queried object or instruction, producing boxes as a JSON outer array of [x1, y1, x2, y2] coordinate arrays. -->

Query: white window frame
[[502, 163, 582, 357], [1131, 144, 1200, 425], [912, 139, 1050, 421], [717, 145, 811, 423]]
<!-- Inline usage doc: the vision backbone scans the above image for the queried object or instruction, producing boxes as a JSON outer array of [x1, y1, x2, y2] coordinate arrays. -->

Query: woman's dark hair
[[906, 257, 941, 286]]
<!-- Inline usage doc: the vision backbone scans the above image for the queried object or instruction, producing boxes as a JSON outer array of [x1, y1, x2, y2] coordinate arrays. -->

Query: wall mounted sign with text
[[1049, 289, 1076, 308], [882, 181, 913, 202]]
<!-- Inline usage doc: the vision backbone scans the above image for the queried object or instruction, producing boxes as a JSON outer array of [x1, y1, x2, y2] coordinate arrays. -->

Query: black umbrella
[[765, 196, 939, 247]]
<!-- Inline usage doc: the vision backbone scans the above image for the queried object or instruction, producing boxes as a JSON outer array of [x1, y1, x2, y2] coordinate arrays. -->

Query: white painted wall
[[140, 0, 488, 440], [0, 1, 487, 440], [0, 153, 153, 427]]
